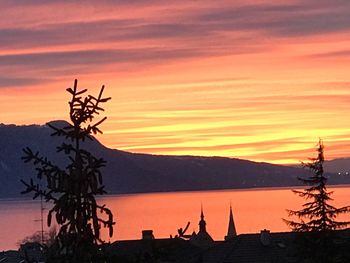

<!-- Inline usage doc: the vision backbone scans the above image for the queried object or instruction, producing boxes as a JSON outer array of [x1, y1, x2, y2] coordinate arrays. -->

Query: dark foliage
[[290, 230, 350, 263], [170, 222, 191, 239], [284, 140, 350, 232], [284, 139, 350, 262], [21, 79, 114, 262]]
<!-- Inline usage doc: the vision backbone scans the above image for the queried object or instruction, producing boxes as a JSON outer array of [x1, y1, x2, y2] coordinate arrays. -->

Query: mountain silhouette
[[0, 121, 349, 198], [324, 158, 350, 175]]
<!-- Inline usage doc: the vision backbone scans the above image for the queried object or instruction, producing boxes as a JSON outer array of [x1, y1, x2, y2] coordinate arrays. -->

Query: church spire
[[225, 205, 237, 241], [189, 204, 214, 247], [199, 204, 206, 233]]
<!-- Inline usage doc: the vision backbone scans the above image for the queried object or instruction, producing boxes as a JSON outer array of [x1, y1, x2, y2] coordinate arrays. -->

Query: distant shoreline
[[2, 183, 350, 202]]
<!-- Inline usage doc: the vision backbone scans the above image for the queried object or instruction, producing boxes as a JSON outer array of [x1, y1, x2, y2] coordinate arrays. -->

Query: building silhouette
[[189, 206, 214, 248], [225, 205, 237, 241]]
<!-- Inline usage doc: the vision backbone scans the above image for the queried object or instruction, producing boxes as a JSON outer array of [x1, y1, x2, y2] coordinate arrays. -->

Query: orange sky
[[1, 0, 350, 164]]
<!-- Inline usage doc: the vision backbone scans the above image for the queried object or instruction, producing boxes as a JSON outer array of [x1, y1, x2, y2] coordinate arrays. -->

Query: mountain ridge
[[1, 121, 349, 198]]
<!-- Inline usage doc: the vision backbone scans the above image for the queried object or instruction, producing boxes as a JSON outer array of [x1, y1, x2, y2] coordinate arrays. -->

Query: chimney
[[260, 229, 271, 246], [142, 230, 155, 240]]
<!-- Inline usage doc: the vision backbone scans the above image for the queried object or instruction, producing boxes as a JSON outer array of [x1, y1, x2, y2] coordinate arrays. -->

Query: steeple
[[190, 205, 214, 247], [225, 205, 237, 241], [199, 204, 206, 232]]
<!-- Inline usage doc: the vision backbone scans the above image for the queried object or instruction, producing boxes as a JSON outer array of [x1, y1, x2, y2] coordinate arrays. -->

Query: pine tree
[[284, 139, 350, 262], [21, 80, 114, 262], [284, 139, 350, 232]]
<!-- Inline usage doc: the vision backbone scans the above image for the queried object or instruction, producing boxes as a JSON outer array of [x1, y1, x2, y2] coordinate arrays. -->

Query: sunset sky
[[1, 0, 350, 164]]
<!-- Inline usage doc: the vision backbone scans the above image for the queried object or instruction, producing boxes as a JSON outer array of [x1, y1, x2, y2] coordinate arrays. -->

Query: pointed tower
[[199, 205, 207, 233], [189, 205, 214, 247], [225, 205, 237, 241]]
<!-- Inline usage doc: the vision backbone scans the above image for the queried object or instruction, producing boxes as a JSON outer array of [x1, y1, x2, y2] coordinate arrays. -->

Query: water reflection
[[1, 187, 349, 250]]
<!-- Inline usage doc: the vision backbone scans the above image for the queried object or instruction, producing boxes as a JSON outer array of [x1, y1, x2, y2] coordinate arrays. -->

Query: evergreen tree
[[284, 139, 350, 262], [284, 139, 350, 232], [21, 80, 114, 262]]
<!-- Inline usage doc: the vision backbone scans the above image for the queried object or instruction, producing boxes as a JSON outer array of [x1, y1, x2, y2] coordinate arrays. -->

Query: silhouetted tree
[[18, 226, 57, 248], [284, 139, 350, 231], [284, 139, 350, 262], [21, 79, 114, 262], [170, 222, 191, 239]]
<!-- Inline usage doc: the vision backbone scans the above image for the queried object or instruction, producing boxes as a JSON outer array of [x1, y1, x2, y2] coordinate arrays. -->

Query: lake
[[1, 186, 350, 250]]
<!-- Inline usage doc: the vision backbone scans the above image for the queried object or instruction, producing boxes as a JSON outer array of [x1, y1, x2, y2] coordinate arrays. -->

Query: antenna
[[40, 194, 44, 244], [34, 186, 46, 245]]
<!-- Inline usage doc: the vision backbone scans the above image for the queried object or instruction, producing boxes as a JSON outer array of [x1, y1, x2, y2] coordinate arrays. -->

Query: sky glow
[[1, 0, 350, 164]]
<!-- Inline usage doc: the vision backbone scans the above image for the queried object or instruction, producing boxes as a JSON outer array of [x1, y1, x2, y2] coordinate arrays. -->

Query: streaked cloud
[[0, 77, 47, 88], [0, 48, 204, 68], [1, 0, 350, 163]]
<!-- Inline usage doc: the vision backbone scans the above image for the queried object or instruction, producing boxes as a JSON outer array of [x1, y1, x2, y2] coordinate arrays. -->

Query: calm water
[[1, 187, 350, 250]]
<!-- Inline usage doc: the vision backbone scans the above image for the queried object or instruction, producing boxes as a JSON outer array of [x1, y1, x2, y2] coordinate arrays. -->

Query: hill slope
[[0, 121, 348, 198], [324, 158, 350, 175]]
